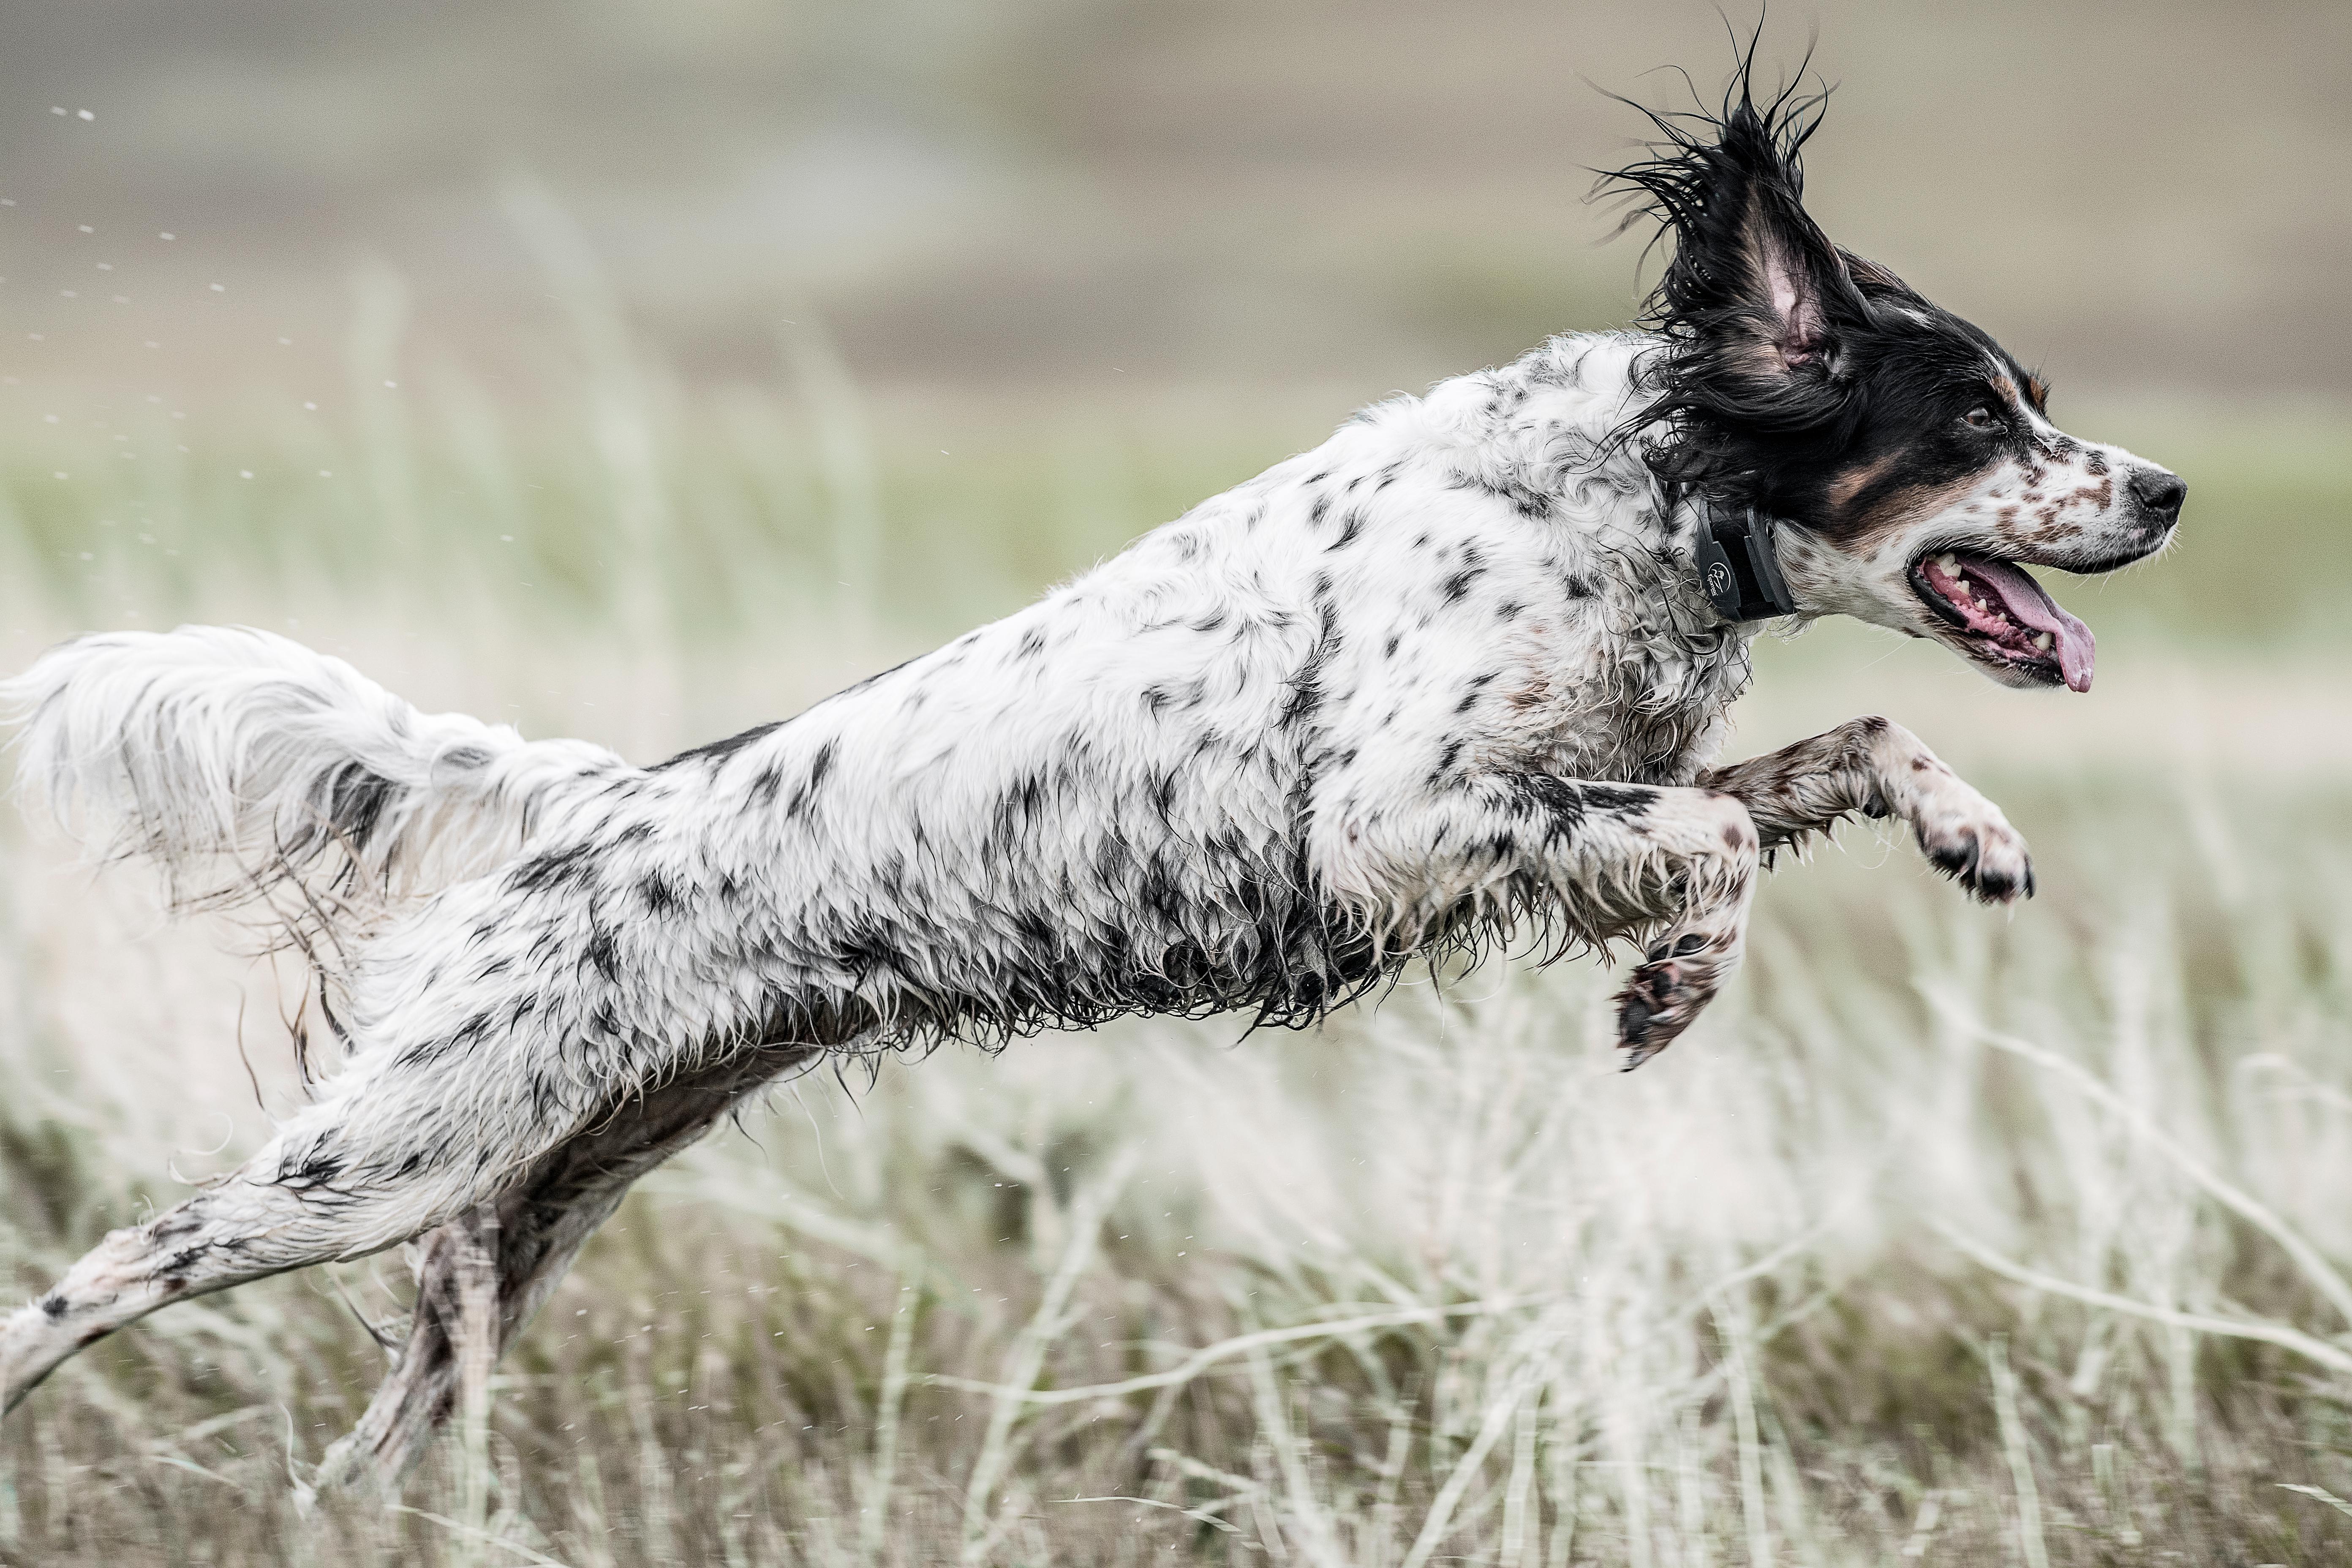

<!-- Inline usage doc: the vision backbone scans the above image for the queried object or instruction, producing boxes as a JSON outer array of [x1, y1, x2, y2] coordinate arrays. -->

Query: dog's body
[[0, 64, 2183, 1484]]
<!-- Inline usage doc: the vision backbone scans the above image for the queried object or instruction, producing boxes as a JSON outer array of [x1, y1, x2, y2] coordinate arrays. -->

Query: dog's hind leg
[[1699, 715, 2035, 903], [0, 1142, 418, 1419], [312, 1045, 815, 1492]]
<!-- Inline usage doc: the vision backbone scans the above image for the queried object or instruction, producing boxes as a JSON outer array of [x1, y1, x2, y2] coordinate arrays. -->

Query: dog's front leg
[[1311, 773, 1760, 1067], [1699, 716, 2033, 902]]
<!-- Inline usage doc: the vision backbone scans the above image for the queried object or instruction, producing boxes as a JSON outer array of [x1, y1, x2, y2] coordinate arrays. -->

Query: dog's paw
[[1912, 788, 2034, 904], [1614, 930, 1737, 1070]]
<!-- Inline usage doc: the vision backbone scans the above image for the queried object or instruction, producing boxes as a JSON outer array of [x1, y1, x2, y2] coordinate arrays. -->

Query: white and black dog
[[0, 60, 2179, 1482]]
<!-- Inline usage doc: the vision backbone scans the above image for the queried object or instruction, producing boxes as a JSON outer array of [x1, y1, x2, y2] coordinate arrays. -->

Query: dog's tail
[[1, 626, 631, 938]]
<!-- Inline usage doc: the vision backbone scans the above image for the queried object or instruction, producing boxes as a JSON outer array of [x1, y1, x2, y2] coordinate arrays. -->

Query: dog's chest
[[1477, 561, 1750, 786]]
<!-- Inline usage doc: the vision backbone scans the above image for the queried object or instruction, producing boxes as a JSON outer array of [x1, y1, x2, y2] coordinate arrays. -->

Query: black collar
[[1693, 499, 1799, 622]]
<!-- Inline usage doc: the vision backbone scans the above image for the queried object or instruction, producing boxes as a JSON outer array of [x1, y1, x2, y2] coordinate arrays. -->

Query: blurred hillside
[[0, 0, 2345, 419]]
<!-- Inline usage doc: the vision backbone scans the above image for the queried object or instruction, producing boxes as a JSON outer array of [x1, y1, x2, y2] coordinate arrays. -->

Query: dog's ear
[[1719, 177, 1849, 374], [1599, 64, 1867, 399], [1838, 248, 1925, 308]]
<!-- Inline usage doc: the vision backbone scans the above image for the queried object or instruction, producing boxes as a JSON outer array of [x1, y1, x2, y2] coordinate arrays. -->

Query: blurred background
[[3, 5, 2352, 1565], [3, 0, 2349, 404]]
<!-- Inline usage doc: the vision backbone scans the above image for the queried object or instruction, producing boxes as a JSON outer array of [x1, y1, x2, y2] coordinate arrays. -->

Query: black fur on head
[[1595, 35, 2041, 534]]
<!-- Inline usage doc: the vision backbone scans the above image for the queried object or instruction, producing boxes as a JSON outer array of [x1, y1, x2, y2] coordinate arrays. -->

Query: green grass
[[2, 358, 2351, 1564]]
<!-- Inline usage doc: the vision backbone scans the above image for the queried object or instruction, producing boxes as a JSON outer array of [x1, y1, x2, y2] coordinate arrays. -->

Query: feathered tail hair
[[1, 626, 630, 954]]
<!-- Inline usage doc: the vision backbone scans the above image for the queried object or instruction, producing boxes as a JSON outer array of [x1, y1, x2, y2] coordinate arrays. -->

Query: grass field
[[1, 354, 2350, 1565]]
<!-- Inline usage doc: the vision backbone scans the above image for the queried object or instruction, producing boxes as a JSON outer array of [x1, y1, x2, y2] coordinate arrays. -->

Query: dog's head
[[1603, 58, 2182, 692]]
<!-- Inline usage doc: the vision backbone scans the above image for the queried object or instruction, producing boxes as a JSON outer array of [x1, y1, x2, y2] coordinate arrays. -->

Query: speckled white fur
[[0, 329, 2018, 1481]]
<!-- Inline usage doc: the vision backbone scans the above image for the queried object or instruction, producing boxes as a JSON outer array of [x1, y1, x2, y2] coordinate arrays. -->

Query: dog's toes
[[1917, 813, 2033, 906], [1614, 953, 1720, 1069]]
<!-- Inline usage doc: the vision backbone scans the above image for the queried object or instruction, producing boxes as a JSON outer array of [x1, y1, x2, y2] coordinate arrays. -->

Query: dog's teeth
[[1955, 577, 1972, 598], [1936, 553, 1958, 574], [2034, 631, 2053, 651]]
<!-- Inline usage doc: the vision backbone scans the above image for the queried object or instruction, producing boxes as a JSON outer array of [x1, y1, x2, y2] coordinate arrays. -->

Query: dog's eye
[[1962, 406, 1999, 430]]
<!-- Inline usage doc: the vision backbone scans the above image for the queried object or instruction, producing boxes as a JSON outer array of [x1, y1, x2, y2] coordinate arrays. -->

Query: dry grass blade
[[1967, 1022, 2352, 1332], [1937, 1223, 2352, 1376], [1987, 1336, 2049, 1568], [958, 1148, 1138, 1564]]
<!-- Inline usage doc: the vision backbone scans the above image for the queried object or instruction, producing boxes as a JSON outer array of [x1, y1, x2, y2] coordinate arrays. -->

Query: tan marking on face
[[1990, 374, 2018, 407], [2024, 375, 2049, 412], [1841, 471, 1987, 550], [1827, 451, 1900, 513]]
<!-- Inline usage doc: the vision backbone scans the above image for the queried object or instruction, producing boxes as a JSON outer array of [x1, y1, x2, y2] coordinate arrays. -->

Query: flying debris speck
[[95, 262, 111, 271], [77, 225, 92, 234], [318, 470, 332, 478], [302, 401, 317, 410], [49, 107, 63, 117], [383, 379, 397, 389], [142, 340, 158, 348], [277, 337, 291, 346], [158, 232, 174, 240], [209, 283, 224, 292], [52, 471, 66, 479], [239, 470, 253, 479], [76, 110, 93, 121]]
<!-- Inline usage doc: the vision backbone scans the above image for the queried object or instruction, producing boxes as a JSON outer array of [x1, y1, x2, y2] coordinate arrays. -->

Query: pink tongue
[[1961, 556, 2096, 692]]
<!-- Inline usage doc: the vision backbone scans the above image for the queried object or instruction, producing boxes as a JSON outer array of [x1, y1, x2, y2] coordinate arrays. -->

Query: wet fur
[[0, 46, 2178, 1484]]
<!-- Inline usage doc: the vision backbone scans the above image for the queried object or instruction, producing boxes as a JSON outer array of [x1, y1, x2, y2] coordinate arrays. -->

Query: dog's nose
[[2128, 466, 2186, 523]]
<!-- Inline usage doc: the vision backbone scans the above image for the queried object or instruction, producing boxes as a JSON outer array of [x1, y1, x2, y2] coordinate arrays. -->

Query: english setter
[[0, 59, 2181, 1484]]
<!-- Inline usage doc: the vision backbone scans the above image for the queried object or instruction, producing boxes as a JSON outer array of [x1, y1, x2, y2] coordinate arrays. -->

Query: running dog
[[0, 57, 2181, 1484]]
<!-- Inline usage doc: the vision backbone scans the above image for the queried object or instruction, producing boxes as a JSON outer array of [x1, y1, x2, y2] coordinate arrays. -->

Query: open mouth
[[1909, 549, 2096, 692]]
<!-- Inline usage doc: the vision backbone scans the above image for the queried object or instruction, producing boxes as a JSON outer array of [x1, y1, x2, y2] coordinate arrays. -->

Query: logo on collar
[[1693, 502, 1799, 622]]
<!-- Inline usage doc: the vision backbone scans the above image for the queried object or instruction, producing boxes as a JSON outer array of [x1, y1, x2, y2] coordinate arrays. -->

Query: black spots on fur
[[750, 765, 784, 808], [39, 1292, 66, 1320], [1426, 738, 1465, 787], [1190, 610, 1228, 634], [1495, 599, 1524, 622], [1308, 492, 1330, 525], [322, 763, 395, 853], [783, 740, 839, 818], [1440, 564, 1487, 604], [1327, 509, 1365, 551], [1015, 626, 1048, 661], [1447, 468, 1553, 520], [639, 872, 680, 915], [278, 1145, 346, 1191], [510, 841, 597, 896], [654, 721, 780, 772], [1579, 784, 1654, 817], [1143, 679, 1206, 717], [1452, 672, 1498, 716], [1506, 775, 1654, 845], [1383, 634, 1400, 659], [1279, 590, 1341, 735], [1562, 575, 1595, 600]]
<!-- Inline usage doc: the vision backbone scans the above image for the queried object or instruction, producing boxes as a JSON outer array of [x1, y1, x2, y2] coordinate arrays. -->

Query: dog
[[0, 55, 2180, 1486]]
